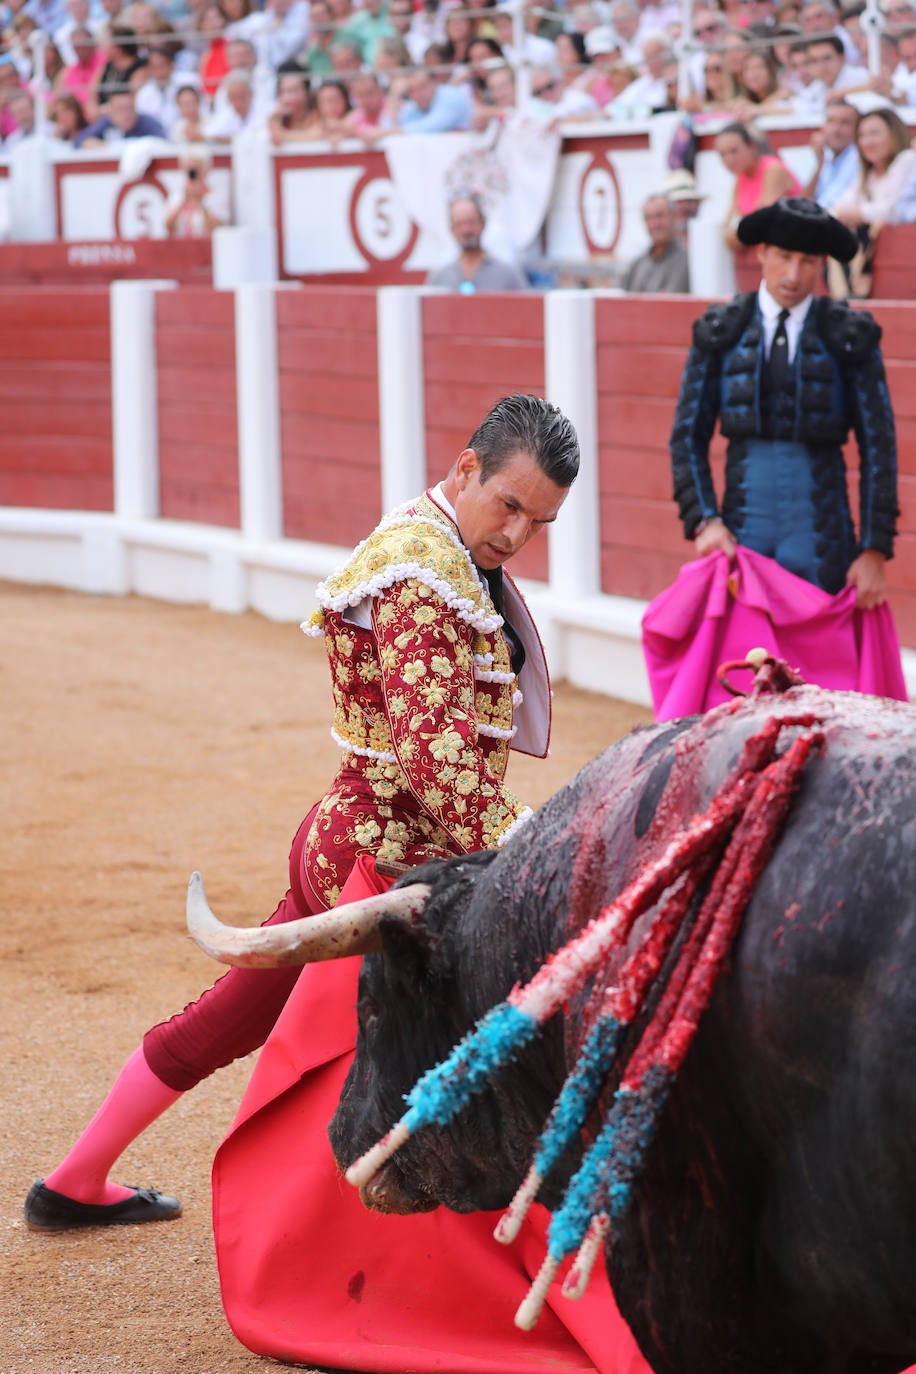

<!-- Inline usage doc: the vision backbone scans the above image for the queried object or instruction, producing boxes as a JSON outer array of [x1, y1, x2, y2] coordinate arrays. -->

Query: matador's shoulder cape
[[302, 491, 551, 859]]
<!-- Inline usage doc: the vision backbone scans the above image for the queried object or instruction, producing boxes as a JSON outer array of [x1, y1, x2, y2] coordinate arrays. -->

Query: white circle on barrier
[[115, 181, 168, 240], [352, 177, 412, 262], [580, 164, 620, 254]]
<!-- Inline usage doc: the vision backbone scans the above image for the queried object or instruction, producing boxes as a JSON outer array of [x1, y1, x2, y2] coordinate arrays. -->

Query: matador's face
[[452, 448, 569, 572]]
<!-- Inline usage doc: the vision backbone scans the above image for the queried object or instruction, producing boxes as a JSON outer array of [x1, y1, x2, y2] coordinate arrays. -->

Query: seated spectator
[[171, 80, 205, 139], [399, 0, 446, 66], [94, 23, 146, 105], [165, 147, 224, 236], [555, 31, 591, 92], [383, 0, 417, 61], [373, 34, 411, 77], [296, 74, 350, 139], [608, 0, 644, 65], [54, 0, 93, 65], [0, 57, 24, 141], [302, 0, 335, 76], [581, 27, 622, 105], [7, 12, 39, 80], [338, 0, 394, 65], [833, 105, 916, 228], [267, 67, 316, 142], [33, 39, 66, 99], [73, 84, 166, 143], [685, 48, 740, 112], [426, 194, 529, 292], [716, 120, 802, 249], [463, 35, 505, 97], [328, 36, 363, 76], [526, 61, 598, 120], [889, 24, 916, 103], [621, 192, 690, 292], [606, 33, 672, 115], [605, 60, 640, 102], [663, 167, 706, 240], [389, 66, 472, 132], [218, 0, 255, 39], [806, 34, 870, 103], [235, 0, 310, 70], [469, 60, 513, 129], [345, 69, 391, 135], [782, 37, 826, 114], [491, 4, 556, 68], [59, 25, 105, 119], [734, 47, 793, 114], [205, 66, 264, 137], [684, 7, 729, 94], [423, 42, 452, 82], [721, 29, 750, 84], [210, 37, 275, 114], [4, 87, 34, 143], [806, 96, 860, 207], [135, 42, 188, 130], [49, 88, 87, 138], [800, 0, 861, 60], [441, 7, 478, 68]]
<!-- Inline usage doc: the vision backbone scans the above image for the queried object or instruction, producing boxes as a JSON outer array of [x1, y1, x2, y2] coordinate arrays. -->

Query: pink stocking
[[43, 1046, 182, 1205]]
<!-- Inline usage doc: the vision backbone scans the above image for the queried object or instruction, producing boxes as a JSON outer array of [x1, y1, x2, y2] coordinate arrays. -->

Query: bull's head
[[187, 853, 567, 1219]]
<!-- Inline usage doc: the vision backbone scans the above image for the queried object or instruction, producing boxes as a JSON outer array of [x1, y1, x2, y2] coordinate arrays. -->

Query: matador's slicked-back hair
[[468, 394, 580, 489]]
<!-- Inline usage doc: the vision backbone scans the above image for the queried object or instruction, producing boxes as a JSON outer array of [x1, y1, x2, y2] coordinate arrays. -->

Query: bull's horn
[[186, 871, 431, 968]]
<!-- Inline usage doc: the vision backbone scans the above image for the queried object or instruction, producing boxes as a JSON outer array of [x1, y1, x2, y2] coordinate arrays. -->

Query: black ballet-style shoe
[[24, 1179, 182, 1232]]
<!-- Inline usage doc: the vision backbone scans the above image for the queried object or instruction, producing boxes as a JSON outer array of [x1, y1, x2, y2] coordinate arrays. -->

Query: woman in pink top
[[716, 120, 802, 249], [61, 27, 106, 120]]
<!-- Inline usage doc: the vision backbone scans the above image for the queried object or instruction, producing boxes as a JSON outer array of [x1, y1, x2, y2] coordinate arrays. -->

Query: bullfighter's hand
[[846, 550, 888, 609], [695, 519, 737, 562]]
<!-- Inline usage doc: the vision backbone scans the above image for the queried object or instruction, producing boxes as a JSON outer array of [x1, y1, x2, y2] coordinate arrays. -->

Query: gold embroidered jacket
[[300, 491, 551, 910]]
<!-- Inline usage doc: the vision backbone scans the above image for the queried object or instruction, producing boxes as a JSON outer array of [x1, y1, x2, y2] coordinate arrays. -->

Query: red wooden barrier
[[155, 289, 239, 527], [0, 240, 212, 288], [0, 288, 112, 511], [422, 294, 548, 582], [277, 287, 381, 549]]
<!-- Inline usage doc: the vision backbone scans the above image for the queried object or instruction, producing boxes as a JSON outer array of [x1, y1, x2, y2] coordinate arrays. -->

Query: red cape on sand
[[642, 547, 907, 721], [211, 859, 651, 1374]]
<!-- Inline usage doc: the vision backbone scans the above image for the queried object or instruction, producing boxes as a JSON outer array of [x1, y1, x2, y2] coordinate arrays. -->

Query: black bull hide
[[329, 686, 916, 1374]]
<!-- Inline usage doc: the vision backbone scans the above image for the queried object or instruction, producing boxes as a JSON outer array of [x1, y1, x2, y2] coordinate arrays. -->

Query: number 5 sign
[[349, 169, 418, 270]]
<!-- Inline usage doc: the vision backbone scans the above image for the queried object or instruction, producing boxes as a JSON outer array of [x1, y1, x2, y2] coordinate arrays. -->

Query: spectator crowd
[[3, 0, 916, 272]]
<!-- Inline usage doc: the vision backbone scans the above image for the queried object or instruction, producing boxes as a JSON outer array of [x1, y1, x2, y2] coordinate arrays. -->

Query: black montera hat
[[737, 196, 858, 262]]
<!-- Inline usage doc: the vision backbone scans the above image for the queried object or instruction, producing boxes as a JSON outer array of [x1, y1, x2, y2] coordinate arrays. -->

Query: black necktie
[[481, 566, 526, 677], [768, 309, 790, 397]]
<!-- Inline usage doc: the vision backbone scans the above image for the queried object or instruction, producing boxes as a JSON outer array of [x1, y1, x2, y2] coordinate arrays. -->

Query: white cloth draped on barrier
[[384, 122, 561, 268]]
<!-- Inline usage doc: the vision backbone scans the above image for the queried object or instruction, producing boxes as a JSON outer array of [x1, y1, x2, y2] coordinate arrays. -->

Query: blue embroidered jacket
[[670, 293, 898, 592]]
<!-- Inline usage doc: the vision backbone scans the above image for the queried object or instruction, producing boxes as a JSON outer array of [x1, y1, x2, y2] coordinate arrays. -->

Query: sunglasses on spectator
[[696, 22, 721, 33], [533, 79, 557, 94], [706, 61, 723, 70]]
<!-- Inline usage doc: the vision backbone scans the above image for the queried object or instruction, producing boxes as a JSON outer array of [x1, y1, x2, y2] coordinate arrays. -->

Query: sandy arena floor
[[0, 583, 653, 1374]]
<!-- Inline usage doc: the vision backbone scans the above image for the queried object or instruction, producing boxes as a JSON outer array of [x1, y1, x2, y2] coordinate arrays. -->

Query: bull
[[188, 681, 916, 1374]]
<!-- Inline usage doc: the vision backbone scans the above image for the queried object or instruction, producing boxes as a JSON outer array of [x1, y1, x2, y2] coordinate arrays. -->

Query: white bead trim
[[478, 721, 517, 741], [475, 668, 515, 685], [316, 562, 502, 636], [497, 807, 535, 848], [300, 618, 324, 638], [330, 726, 397, 763]]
